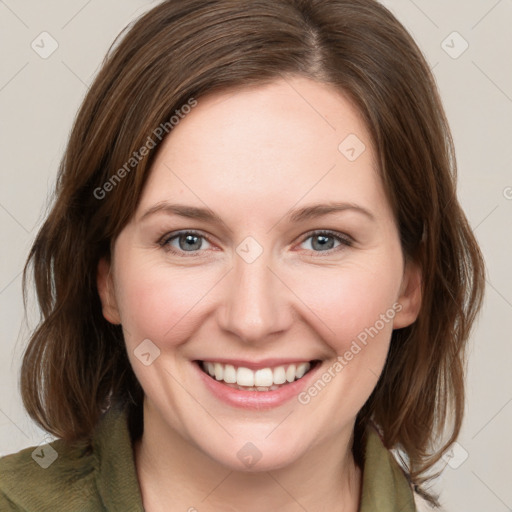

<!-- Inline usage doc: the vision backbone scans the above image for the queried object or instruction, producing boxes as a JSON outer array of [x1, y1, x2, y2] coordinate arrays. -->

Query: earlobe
[[393, 260, 422, 329], [96, 257, 121, 325]]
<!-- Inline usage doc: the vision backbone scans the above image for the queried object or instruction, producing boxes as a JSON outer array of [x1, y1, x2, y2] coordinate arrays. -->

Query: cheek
[[292, 260, 402, 354], [290, 263, 402, 417], [114, 259, 218, 348]]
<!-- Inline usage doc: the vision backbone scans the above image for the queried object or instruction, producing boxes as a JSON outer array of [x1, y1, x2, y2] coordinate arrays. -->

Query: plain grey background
[[1, 1, 511, 510]]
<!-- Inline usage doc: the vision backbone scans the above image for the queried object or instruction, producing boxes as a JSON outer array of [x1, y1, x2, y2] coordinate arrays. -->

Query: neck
[[133, 399, 362, 512]]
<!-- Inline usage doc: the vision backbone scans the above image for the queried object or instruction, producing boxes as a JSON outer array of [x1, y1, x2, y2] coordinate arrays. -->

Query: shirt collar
[[94, 404, 415, 511], [359, 426, 416, 511], [94, 403, 145, 510]]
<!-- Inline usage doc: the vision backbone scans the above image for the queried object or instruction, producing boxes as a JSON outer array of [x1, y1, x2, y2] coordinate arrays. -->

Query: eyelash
[[158, 229, 353, 257]]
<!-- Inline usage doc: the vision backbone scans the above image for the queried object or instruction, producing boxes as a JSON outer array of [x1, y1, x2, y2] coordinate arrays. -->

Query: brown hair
[[20, 0, 485, 505]]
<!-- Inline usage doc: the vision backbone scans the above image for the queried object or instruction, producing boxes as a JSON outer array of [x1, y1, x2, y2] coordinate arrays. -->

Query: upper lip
[[195, 358, 319, 370]]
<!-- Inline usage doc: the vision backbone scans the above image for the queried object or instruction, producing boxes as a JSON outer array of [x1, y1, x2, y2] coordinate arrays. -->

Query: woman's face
[[98, 76, 421, 471]]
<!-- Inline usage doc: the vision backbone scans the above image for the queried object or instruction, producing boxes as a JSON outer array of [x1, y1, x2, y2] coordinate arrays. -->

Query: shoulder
[[0, 404, 144, 512], [0, 436, 100, 511], [360, 425, 448, 512]]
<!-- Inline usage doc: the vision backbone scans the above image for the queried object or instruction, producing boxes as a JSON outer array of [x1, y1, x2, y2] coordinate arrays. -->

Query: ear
[[97, 257, 121, 325], [393, 259, 422, 329]]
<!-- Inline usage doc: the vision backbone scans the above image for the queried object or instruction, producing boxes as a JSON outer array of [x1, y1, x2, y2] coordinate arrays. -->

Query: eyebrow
[[138, 201, 376, 227], [287, 202, 375, 223]]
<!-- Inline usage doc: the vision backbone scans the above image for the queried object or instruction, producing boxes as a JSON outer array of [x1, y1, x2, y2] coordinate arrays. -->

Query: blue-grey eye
[[300, 231, 352, 252], [162, 231, 212, 253]]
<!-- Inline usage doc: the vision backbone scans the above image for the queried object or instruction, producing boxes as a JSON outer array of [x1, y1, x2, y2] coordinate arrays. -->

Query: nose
[[216, 247, 294, 344]]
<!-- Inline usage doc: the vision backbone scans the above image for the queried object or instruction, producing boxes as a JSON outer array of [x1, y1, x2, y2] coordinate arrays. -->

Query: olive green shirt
[[0, 405, 418, 511]]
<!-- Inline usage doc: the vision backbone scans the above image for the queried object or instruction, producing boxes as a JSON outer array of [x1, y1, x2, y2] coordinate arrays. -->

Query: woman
[[0, 0, 485, 510]]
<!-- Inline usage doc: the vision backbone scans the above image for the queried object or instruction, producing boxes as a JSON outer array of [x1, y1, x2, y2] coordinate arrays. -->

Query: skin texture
[[97, 76, 422, 512]]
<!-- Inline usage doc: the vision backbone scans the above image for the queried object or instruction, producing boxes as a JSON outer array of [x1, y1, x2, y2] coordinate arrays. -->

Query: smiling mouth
[[196, 360, 321, 392]]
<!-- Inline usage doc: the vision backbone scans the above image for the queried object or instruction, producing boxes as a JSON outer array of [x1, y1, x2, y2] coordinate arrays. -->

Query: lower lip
[[193, 360, 321, 409]]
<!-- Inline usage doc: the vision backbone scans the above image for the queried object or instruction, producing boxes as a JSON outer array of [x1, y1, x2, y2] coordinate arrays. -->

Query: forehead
[[137, 77, 388, 222]]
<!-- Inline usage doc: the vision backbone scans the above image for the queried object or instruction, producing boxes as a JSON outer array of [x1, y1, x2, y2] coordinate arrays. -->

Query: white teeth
[[273, 366, 287, 385], [254, 368, 273, 387], [214, 362, 223, 380], [236, 367, 254, 387], [223, 364, 237, 384], [201, 361, 312, 389], [296, 362, 309, 379], [286, 365, 296, 383]]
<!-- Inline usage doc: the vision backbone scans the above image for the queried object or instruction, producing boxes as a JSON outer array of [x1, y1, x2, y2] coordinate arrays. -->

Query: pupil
[[181, 234, 201, 251], [177, 234, 334, 252], [313, 235, 333, 251]]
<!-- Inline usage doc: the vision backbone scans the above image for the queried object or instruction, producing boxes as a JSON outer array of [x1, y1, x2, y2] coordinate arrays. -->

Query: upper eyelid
[[160, 229, 352, 251], [160, 229, 212, 246], [299, 230, 354, 249]]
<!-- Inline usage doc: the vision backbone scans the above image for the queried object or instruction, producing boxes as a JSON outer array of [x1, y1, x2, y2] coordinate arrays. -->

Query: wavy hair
[[20, 0, 485, 505]]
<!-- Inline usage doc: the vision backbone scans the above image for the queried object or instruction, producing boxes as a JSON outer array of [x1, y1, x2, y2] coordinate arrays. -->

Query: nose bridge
[[218, 238, 290, 342]]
